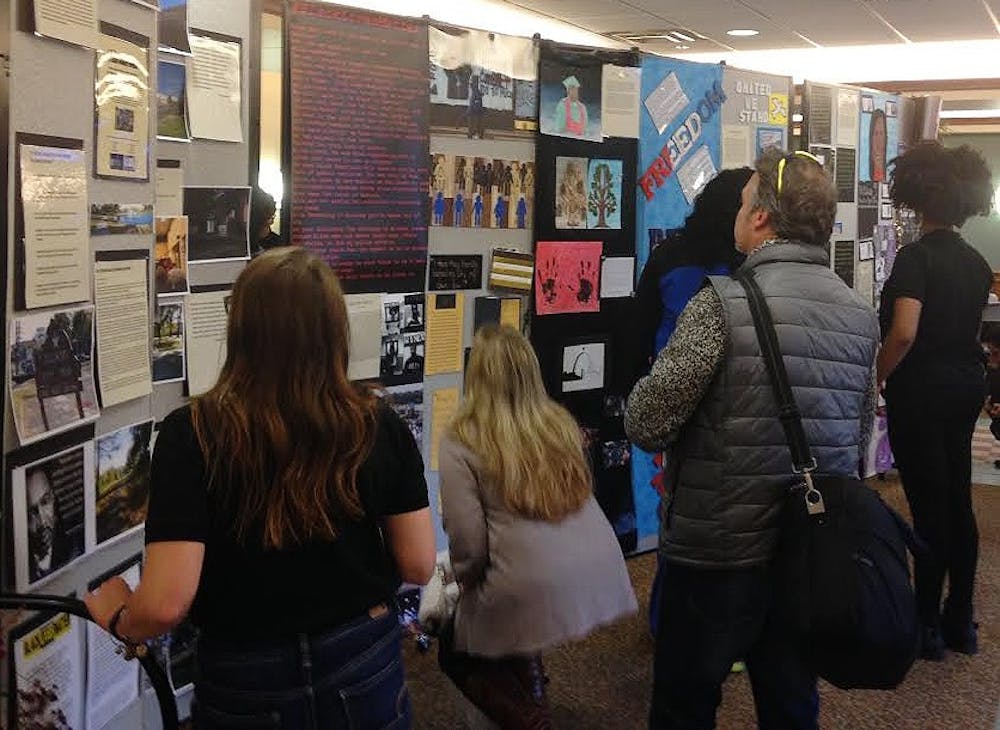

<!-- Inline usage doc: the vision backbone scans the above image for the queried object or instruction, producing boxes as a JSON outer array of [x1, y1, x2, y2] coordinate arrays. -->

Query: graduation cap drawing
[[562, 75, 581, 89]]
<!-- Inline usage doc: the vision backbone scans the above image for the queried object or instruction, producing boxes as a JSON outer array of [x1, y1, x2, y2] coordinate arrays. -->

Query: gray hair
[[751, 148, 837, 247]]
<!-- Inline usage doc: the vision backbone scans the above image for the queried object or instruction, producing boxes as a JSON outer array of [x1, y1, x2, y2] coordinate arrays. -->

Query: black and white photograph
[[183, 186, 251, 262], [386, 383, 424, 449], [114, 106, 135, 133], [381, 293, 426, 386], [11, 441, 94, 591], [561, 340, 606, 393], [8, 307, 100, 445]]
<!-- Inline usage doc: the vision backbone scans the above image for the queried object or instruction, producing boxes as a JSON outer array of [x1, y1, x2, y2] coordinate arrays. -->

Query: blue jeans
[[650, 563, 818, 730], [193, 610, 411, 729]]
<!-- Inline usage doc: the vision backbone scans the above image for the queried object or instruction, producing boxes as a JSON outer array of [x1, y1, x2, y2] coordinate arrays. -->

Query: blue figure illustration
[[454, 192, 465, 227], [516, 195, 527, 229], [494, 195, 506, 228], [473, 194, 483, 227], [433, 191, 445, 225]]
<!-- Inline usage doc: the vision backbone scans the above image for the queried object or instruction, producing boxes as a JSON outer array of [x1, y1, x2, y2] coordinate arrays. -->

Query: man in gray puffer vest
[[626, 148, 878, 730]]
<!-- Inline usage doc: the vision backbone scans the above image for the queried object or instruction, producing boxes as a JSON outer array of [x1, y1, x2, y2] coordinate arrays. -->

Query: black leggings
[[886, 382, 983, 627]]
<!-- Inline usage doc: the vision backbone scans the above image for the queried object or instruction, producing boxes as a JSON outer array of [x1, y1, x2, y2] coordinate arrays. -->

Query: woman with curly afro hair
[[877, 141, 994, 661]]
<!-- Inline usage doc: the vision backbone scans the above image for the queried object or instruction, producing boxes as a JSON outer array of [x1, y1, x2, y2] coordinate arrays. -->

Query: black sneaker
[[994, 459, 1000, 469], [920, 625, 946, 661], [942, 621, 979, 655]]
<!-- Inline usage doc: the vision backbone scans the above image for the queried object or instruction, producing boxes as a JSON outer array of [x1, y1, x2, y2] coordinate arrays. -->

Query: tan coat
[[439, 436, 637, 657]]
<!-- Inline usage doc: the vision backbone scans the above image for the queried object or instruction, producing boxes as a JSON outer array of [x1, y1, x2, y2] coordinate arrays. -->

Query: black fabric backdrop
[[530, 42, 643, 553]]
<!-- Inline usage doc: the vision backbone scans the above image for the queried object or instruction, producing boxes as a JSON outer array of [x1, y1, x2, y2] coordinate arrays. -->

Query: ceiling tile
[[742, 0, 902, 45], [859, 0, 998, 42]]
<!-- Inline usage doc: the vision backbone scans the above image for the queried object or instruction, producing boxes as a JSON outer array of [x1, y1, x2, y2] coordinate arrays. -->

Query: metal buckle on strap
[[791, 458, 817, 475], [801, 471, 826, 516]]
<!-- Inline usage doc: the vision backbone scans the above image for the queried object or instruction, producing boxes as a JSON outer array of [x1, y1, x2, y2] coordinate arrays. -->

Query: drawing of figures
[[555, 157, 587, 229]]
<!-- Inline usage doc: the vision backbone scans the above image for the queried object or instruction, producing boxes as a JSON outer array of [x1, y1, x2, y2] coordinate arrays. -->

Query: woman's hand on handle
[[84, 576, 133, 631]]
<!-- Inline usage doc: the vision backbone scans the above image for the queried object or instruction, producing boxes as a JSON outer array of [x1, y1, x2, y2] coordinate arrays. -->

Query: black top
[[880, 229, 992, 388], [145, 404, 429, 643]]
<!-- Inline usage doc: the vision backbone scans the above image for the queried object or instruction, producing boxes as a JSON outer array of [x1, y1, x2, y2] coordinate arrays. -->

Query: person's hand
[[84, 576, 132, 631]]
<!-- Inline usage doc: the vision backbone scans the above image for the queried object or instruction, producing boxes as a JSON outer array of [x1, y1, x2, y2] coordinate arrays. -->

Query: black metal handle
[[0, 593, 179, 730]]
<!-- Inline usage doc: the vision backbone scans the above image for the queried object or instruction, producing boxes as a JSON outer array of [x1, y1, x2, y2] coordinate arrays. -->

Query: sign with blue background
[[636, 56, 724, 277]]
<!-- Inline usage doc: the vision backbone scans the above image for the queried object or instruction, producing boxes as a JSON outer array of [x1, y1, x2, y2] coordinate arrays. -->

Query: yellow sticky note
[[768, 93, 789, 126], [500, 297, 521, 330], [431, 387, 460, 471], [425, 292, 464, 376]]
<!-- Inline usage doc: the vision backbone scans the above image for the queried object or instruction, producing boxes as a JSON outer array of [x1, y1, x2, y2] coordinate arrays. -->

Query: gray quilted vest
[[660, 241, 879, 569]]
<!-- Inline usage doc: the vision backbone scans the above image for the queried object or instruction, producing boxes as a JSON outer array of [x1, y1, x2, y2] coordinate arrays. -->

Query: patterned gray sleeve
[[625, 286, 727, 452], [860, 365, 877, 465]]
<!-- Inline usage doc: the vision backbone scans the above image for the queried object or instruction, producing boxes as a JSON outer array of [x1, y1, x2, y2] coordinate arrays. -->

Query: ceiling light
[[672, 31, 696, 42], [792, 113, 804, 122], [939, 108, 1000, 119], [726, 29, 759, 37]]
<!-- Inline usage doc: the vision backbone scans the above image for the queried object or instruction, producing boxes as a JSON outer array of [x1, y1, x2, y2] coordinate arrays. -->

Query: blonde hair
[[450, 325, 592, 522]]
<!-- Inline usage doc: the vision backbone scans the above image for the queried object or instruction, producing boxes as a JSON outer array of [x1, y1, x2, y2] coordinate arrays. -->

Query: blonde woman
[[438, 325, 637, 729]]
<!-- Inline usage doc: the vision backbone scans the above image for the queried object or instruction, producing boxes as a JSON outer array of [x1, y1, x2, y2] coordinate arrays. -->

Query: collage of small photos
[[428, 154, 536, 230], [4, 2, 253, 728]]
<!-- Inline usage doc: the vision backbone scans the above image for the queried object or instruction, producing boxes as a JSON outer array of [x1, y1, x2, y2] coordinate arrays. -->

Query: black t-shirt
[[879, 229, 992, 387], [145, 404, 428, 643]]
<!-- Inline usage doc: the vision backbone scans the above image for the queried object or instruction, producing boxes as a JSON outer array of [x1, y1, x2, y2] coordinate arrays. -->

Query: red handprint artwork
[[534, 241, 602, 315]]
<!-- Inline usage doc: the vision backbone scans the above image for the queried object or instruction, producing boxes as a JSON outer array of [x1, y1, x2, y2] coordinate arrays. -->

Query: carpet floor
[[403, 479, 1000, 729]]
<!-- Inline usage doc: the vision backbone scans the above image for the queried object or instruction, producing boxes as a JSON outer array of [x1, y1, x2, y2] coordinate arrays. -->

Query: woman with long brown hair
[[438, 325, 636, 728], [86, 248, 435, 728]]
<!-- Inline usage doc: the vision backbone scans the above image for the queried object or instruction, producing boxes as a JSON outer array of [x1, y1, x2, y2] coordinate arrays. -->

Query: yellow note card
[[431, 387, 460, 471], [425, 292, 465, 376], [500, 297, 521, 331]]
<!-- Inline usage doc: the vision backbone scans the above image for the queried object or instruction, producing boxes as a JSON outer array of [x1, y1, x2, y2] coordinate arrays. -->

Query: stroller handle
[[0, 592, 179, 730]]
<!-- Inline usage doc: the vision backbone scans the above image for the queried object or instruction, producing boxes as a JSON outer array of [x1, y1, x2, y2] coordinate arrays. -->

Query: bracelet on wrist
[[108, 604, 133, 644]]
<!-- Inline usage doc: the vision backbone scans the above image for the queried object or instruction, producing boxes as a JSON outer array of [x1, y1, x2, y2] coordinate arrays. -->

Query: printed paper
[[561, 341, 605, 393], [93, 421, 153, 546], [33, 0, 98, 48], [185, 290, 229, 396], [600, 257, 635, 299], [644, 72, 689, 135], [155, 216, 190, 296], [430, 387, 460, 471], [601, 64, 641, 139], [95, 31, 150, 179], [153, 301, 185, 383], [345, 293, 382, 381], [95, 257, 153, 407], [187, 33, 243, 143], [676, 145, 718, 205], [155, 160, 184, 216], [425, 293, 465, 376], [13, 613, 86, 729], [380, 293, 425, 386], [837, 89, 860, 147], [157, 59, 190, 141], [721, 125, 751, 169]]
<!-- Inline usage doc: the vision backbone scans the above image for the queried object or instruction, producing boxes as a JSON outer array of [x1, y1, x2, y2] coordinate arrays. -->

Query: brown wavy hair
[[450, 325, 592, 522], [192, 247, 378, 549]]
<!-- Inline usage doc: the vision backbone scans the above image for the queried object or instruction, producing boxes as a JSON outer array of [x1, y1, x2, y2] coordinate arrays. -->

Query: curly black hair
[[684, 166, 754, 267], [889, 141, 993, 227]]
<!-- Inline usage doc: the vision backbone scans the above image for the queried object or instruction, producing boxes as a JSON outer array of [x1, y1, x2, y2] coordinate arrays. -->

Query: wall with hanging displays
[[2, 1, 256, 727]]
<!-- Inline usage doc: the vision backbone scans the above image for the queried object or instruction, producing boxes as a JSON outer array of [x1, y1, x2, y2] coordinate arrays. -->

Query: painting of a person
[[433, 192, 446, 226], [473, 194, 484, 227], [494, 195, 506, 228], [516, 196, 528, 229], [869, 109, 888, 183], [553, 75, 588, 138], [250, 187, 281, 256]]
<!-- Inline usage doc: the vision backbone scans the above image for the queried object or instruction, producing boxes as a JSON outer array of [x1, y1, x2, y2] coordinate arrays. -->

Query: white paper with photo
[[33, 0, 98, 49], [676, 145, 718, 205], [346, 293, 382, 381], [156, 161, 184, 216], [9, 306, 101, 445], [13, 613, 86, 730], [722, 125, 751, 169], [153, 301, 186, 383], [95, 31, 150, 180], [187, 33, 243, 143], [644, 72, 689, 135], [837, 89, 860, 147], [600, 257, 635, 299], [186, 291, 229, 396], [429, 26, 536, 81], [601, 65, 640, 139], [20, 144, 91, 309], [11, 441, 96, 592], [86, 563, 141, 730], [95, 258, 153, 407], [561, 342, 605, 393]]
